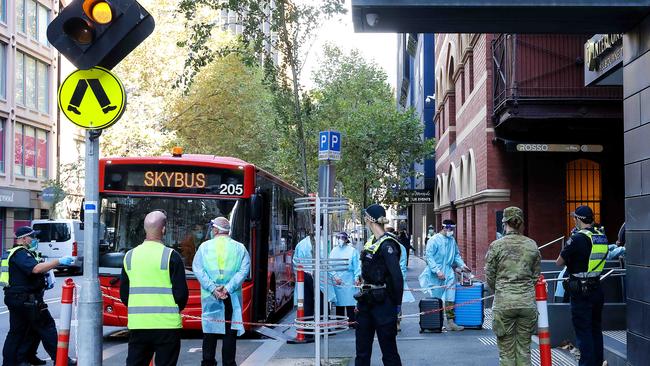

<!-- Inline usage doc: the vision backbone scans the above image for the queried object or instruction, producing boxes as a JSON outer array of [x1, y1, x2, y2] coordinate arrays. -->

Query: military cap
[[502, 206, 524, 223]]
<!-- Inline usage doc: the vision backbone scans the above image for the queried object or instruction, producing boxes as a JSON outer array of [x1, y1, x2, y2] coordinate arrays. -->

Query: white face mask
[[428, 229, 434, 235], [336, 239, 345, 247], [446, 231, 454, 238]]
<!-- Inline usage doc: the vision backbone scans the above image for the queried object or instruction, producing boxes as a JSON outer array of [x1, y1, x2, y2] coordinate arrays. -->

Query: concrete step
[[603, 330, 627, 366]]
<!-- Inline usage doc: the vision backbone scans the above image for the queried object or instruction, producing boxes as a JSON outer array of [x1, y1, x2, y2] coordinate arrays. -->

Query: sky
[[301, 3, 398, 90]]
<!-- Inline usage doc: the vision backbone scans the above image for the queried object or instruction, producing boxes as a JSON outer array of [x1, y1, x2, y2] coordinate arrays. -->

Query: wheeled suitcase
[[454, 273, 484, 329], [419, 297, 444, 333]]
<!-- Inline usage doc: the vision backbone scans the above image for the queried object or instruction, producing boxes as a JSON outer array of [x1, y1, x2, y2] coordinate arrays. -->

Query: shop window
[[0, 0, 5, 23], [15, 122, 48, 178], [566, 159, 601, 235], [14, 208, 32, 236]]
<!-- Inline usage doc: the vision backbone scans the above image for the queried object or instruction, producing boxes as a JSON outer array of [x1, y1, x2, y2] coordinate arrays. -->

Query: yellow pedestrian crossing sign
[[58, 67, 126, 130]]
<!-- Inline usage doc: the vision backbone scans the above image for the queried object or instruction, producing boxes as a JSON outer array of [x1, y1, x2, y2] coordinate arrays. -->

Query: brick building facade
[[432, 34, 625, 270]]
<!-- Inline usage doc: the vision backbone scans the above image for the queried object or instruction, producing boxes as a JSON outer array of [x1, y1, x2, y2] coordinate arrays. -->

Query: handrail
[[538, 236, 565, 250]]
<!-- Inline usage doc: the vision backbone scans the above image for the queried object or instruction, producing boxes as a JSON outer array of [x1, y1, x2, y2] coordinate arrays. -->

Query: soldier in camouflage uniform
[[485, 207, 541, 366]]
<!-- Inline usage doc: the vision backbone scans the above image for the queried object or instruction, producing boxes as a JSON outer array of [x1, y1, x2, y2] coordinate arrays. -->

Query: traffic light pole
[[77, 130, 102, 365]]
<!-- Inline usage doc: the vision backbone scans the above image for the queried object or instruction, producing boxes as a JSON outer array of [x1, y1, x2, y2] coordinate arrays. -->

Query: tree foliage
[[309, 45, 436, 208], [166, 53, 285, 172], [177, 0, 346, 192]]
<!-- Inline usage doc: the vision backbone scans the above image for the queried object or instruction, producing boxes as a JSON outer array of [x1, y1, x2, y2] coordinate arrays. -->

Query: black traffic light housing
[[47, 0, 155, 70]]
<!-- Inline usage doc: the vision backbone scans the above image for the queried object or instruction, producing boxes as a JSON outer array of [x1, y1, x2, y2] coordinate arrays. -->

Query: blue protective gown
[[329, 244, 361, 307], [399, 243, 416, 303], [192, 236, 251, 336], [418, 233, 466, 302], [292, 236, 336, 304]]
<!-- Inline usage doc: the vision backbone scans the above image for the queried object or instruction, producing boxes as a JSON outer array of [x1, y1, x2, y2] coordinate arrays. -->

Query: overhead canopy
[[352, 1, 650, 33]]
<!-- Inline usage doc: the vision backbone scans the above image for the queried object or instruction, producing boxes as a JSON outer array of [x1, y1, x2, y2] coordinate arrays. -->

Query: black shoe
[[67, 105, 81, 115], [102, 105, 117, 114], [27, 356, 46, 365]]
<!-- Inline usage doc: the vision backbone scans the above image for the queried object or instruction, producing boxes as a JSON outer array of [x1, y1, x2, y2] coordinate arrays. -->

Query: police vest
[[574, 228, 609, 278], [124, 241, 182, 330], [0, 247, 25, 287], [361, 235, 400, 284]]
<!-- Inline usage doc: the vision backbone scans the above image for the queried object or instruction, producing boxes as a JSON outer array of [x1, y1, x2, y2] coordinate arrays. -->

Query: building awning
[[352, 1, 650, 33]]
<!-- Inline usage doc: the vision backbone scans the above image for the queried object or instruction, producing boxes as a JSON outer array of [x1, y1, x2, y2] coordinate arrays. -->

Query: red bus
[[98, 151, 308, 330]]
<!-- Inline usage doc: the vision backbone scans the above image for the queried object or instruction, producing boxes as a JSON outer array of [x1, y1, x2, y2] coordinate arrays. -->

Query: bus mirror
[[251, 193, 263, 221]]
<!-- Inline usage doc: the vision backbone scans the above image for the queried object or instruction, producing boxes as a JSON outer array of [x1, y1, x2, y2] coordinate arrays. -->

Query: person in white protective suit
[[329, 232, 361, 325], [418, 219, 471, 331], [192, 217, 251, 366]]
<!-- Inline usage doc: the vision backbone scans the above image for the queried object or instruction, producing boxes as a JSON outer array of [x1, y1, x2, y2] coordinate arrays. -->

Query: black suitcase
[[419, 297, 444, 333]]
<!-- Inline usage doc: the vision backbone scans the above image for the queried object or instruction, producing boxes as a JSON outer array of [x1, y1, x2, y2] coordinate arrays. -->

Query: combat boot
[[447, 319, 464, 331]]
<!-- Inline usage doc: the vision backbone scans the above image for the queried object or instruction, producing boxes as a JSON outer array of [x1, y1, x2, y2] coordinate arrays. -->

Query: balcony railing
[[492, 34, 622, 113]]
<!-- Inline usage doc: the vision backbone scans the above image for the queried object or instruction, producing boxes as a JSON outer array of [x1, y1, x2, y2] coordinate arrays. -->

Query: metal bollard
[[291, 266, 307, 343], [535, 275, 553, 366], [56, 278, 75, 366]]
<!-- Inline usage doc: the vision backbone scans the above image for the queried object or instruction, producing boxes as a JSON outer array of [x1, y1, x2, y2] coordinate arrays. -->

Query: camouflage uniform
[[485, 207, 541, 366]]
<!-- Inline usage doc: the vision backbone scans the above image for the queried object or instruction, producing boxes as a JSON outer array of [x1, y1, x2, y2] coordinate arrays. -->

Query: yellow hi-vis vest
[[575, 228, 609, 278], [123, 241, 182, 330], [0, 247, 25, 287]]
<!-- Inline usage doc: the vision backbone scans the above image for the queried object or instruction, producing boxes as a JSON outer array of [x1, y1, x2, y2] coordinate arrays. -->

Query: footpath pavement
[[1, 257, 580, 365]]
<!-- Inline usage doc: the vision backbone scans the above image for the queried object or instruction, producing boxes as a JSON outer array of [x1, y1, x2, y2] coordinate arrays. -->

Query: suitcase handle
[[461, 272, 473, 286]]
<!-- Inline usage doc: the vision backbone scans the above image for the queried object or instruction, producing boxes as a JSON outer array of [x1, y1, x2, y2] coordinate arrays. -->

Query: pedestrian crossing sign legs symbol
[[58, 67, 126, 130]]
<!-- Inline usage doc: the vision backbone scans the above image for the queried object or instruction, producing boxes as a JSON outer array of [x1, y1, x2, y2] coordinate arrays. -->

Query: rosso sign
[[516, 144, 549, 152]]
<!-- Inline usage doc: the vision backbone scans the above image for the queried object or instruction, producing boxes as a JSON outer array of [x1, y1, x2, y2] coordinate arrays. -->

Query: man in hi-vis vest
[[120, 210, 188, 366], [193, 216, 250, 366]]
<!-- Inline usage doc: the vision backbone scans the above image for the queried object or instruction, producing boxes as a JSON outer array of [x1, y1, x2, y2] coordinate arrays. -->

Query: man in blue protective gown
[[193, 217, 251, 366], [329, 232, 361, 325], [418, 219, 470, 331]]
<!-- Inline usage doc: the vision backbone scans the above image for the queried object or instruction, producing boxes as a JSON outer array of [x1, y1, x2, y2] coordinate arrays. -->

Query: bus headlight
[[106, 305, 114, 313]]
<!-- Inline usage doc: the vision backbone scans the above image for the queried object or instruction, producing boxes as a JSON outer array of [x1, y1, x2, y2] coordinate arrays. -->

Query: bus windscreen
[[103, 164, 245, 196]]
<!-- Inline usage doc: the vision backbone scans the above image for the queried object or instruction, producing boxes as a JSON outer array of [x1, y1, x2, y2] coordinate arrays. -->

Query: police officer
[[120, 210, 189, 366], [485, 207, 541, 366], [1, 226, 74, 366], [355, 204, 403, 366], [556, 206, 608, 366]]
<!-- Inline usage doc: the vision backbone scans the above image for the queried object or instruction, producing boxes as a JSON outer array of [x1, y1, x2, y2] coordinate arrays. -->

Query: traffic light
[[47, 0, 155, 70]]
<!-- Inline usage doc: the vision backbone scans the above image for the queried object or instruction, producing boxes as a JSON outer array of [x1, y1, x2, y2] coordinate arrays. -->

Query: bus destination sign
[[103, 164, 246, 196]]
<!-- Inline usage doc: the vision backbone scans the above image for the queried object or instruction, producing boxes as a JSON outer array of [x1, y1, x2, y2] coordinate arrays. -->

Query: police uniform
[[1, 229, 58, 366], [120, 240, 189, 366], [355, 204, 403, 366], [559, 206, 608, 366], [485, 207, 541, 366]]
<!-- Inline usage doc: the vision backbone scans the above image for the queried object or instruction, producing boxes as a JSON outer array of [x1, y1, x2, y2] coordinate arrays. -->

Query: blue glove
[[59, 256, 74, 266]]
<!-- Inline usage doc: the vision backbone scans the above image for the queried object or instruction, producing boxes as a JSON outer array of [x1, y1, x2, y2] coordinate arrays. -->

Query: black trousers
[[570, 286, 604, 366], [336, 305, 356, 324], [126, 329, 181, 366], [355, 301, 401, 366], [2, 292, 57, 366], [202, 297, 237, 366], [302, 273, 326, 318]]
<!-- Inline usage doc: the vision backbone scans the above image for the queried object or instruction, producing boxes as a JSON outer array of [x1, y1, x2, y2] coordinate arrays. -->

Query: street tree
[[166, 53, 285, 172], [310, 45, 436, 208], [177, 0, 346, 193]]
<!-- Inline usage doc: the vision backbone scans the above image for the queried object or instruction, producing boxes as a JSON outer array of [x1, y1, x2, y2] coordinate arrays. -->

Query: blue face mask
[[29, 238, 39, 251]]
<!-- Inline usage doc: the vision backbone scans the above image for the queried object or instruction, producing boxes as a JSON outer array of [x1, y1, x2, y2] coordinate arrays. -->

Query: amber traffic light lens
[[63, 17, 94, 45], [91, 2, 113, 24]]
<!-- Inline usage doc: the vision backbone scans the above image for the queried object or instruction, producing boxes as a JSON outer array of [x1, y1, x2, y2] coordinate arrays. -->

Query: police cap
[[364, 204, 389, 224]]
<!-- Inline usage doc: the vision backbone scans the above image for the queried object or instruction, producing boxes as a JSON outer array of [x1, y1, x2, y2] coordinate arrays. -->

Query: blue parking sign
[[318, 131, 341, 161]]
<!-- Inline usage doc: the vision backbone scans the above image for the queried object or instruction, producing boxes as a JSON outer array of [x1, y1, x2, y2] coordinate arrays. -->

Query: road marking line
[[240, 339, 284, 366]]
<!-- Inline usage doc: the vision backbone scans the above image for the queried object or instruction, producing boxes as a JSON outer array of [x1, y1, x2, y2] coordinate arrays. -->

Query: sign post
[[57, 66, 127, 365]]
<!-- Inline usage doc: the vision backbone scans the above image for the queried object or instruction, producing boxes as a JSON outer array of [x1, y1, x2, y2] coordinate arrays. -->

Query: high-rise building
[[395, 33, 436, 255], [0, 0, 60, 252]]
